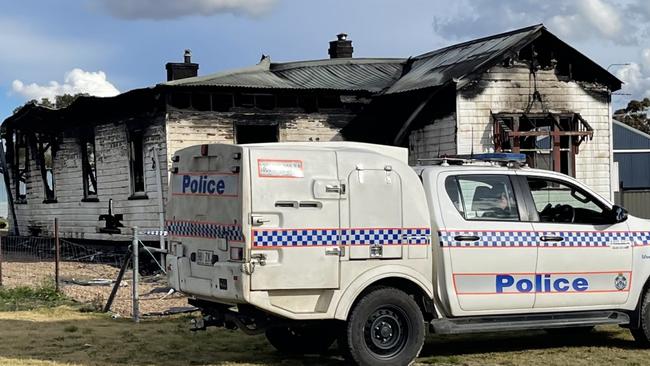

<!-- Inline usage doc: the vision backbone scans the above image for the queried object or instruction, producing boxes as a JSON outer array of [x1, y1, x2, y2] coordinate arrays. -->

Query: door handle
[[325, 184, 343, 194], [325, 247, 343, 256], [453, 235, 480, 242], [251, 216, 271, 226], [540, 236, 564, 242]]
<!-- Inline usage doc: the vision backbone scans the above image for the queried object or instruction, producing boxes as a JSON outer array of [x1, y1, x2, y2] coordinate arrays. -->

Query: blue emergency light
[[471, 153, 527, 164]]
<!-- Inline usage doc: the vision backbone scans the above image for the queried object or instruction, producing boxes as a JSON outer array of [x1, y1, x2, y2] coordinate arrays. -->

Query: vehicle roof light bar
[[416, 153, 527, 167]]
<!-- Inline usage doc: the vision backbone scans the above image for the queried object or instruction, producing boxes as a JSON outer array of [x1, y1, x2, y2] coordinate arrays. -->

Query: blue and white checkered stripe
[[439, 230, 650, 248], [167, 221, 244, 242], [631, 231, 650, 246], [253, 228, 431, 247], [438, 231, 537, 247], [254, 229, 339, 247]]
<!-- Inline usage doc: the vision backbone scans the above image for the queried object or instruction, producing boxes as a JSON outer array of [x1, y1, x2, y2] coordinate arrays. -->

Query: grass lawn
[[0, 306, 649, 366]]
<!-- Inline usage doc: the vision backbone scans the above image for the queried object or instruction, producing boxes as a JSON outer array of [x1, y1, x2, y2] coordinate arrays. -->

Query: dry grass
[[1, 260, 188, 316], [0, 306, 649, 366]]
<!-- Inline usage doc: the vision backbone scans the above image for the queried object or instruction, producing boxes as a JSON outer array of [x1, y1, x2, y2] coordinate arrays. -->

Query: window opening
[[493, 112, 592, 177], [36, 133, 56, 202], [526, 177, 609, 225], [447, 175, 519, 221], [128, 129, 146, 196], [235, 124, 279, 144], [81, 132, 98, 200], [14, 132, 28, 203]]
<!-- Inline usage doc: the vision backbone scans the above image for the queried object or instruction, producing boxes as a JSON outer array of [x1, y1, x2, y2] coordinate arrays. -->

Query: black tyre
[[545, 326, 594, 335], [339, 287, 425, 366], [265, 323, 337, 354], [631, 287, 650, 347]]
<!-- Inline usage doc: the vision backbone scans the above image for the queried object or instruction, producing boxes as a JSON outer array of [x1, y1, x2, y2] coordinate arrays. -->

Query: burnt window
[[317, 95, 343, 109], [277, 94, 298, 108], [235, 124, 279, 144], [36, 133, 56, 203], [80, 132, 98, 201], [128, 129, 146, 197], [255, 94, 275, 110], [493, 113, 593, 177], [298, 95, 318, 113], [212, 94, 233, 112], [192, 93, 211, 111], [234, 94, 255, 108], [13, 132, 28, 203], [169, 93, 191, 109]]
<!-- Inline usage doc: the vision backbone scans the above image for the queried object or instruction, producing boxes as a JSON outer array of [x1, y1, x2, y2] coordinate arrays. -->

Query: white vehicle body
[[166, 142, 650, 365]]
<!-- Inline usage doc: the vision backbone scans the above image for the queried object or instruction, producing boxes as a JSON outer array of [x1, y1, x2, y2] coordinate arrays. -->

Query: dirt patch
[[0, 260, 188, 317]]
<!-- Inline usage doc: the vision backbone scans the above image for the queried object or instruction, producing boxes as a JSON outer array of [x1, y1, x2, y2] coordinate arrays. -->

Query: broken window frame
[[80, 130, 99, 202], [492, 112, 593, 177], [33, 132, 57, 203], [127, 128, 147, 199], [11, 131, 29, 204]]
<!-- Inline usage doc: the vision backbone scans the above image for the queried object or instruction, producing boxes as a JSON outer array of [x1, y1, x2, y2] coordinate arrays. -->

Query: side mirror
[[611, 205, 628, 223]]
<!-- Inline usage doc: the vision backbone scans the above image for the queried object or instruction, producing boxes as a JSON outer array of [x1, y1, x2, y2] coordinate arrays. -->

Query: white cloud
[[98, 0, 277, 20], [616, 50, 650, 101], [11, 69, 120, 102], [433, 0, 633, 44]]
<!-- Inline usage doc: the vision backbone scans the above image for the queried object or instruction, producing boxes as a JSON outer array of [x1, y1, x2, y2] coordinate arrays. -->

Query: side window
[[445, 175, 519, 221], [526, 177, 608, 224]]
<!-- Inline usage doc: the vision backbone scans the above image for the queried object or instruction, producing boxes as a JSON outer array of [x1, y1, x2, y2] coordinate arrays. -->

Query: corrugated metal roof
[[162, 24, 622, 95], [163, 57, 405, 93], [384, 25, 543, 94]]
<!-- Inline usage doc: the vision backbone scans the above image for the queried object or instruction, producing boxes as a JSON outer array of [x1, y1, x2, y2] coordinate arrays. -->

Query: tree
[[613, 98, 650, 134], [12, 93, 89, 114]]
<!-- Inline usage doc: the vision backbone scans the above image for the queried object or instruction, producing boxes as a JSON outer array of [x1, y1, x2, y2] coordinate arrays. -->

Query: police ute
[[166, 142, 650, 366]]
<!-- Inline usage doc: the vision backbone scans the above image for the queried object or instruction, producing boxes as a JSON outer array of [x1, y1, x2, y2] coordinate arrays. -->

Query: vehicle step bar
[[430, 310, 630, 335]]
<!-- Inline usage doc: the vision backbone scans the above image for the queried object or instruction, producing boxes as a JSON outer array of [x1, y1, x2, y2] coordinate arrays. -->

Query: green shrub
[[0, 280, 71, 311]]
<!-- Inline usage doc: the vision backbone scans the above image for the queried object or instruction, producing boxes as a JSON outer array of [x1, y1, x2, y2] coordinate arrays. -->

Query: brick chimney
[[328, 33, 353, 59], [166, 49, 199, 81]]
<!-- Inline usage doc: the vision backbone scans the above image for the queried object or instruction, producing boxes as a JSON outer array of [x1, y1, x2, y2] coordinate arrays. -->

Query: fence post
[[54, 218, 60, 292], [0, 235, 3, 287], [132, 227, 140, 323]]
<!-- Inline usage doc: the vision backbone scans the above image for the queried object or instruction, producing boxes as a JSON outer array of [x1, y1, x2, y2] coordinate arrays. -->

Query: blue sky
[[1, 0, 649, 216]]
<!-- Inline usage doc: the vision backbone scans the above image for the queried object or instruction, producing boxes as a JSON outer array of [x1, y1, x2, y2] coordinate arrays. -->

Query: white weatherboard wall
[[408, 113, 457, 165], [165, 109, 351, 164], [456, 64, 613, 199], [11, 119, 169, 240]]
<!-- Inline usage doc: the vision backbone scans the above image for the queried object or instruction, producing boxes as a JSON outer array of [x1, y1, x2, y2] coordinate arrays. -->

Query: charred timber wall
[[11, 118, 168, 241], [456, 64, 612, 199]]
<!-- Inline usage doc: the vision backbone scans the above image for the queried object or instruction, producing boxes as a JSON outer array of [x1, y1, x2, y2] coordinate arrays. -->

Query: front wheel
[[631, 287, 650, 347], [340, 287, 425, 366]]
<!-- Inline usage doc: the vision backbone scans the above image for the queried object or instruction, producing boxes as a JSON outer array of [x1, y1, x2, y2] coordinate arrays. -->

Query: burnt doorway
[[235, 124, 279, 144]]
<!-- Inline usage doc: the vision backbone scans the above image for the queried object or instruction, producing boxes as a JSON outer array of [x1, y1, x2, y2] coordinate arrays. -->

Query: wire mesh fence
[[0, 232, 188, 318], [0, 236, 124, 288]]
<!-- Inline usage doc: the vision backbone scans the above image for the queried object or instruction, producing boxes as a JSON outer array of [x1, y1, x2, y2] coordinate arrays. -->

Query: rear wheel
[[631, 288, 650, 347], [265, 323, 337, 354], [339, 287, 425, 366]]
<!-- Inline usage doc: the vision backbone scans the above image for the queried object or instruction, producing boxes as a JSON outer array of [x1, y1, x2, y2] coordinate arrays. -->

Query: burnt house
[[0, 24, 621, 242]]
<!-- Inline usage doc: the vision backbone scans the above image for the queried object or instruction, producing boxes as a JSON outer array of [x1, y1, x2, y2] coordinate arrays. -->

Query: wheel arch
[[333, 265, 435, 321], [630, 274, 650, 329]]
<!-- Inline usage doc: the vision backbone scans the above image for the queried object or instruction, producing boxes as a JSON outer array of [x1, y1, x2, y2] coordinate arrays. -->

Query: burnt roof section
[[162, 57, 406, 93], [386, 24, 621, 94], [2, 87, 160, 134]]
